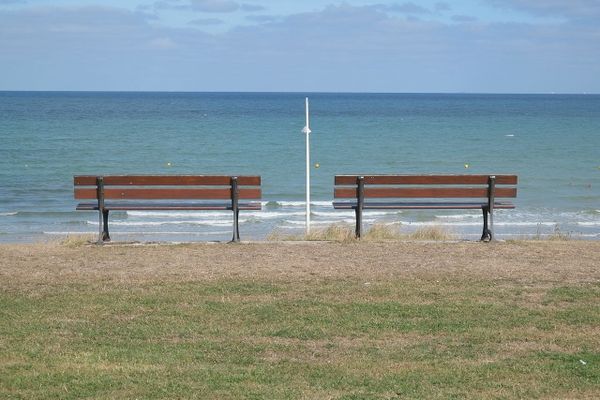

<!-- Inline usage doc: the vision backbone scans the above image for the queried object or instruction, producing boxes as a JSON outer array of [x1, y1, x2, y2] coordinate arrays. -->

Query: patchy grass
[[516, 224, 574, 242], [1, 243, 600, 399], [546, 224, 573, 241], [60, 234, 96, 248], [363, 224, 401, 240], [268, 223, 452, 242], [304, 223, 401, 241], [406, 226, 455, 241], [267, 224, 355, 242], [305, 224, 356, 242]]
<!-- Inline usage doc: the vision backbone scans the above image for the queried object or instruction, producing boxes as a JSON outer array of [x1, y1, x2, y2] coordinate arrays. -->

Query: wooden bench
[[333, 174, 517, 241], [74, 175, 261, 243]]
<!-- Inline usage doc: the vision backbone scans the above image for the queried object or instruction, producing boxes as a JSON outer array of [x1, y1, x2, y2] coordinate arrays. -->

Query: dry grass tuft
[[268, 223, 457, 242], [546, 224, 572, 241], [517, 224, 573, 242], [407, 226, 455, 241], [60, 234, 96, 247], [265, 230, 294, 241], [267, 224, 356, 242], [362, 224, 401, 241], [305, 224, 356, 242]]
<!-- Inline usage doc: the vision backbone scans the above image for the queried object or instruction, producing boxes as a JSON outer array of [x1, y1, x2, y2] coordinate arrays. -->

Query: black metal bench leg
[[355, 176, 364, 239], [231, 209, 240, 243], [481, 207, 492, 242], [355, 207, 362, 239], [98, 210, 110, 243], [101, 209, 111, 242], [236, 209, 240, 242]]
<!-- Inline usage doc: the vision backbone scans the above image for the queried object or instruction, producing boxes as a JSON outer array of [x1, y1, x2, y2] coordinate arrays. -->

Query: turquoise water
[[1, 92, 599, 242]]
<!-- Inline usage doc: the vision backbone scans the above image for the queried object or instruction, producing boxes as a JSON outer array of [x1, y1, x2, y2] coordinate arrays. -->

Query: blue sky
[[1, 0, 599, 93]]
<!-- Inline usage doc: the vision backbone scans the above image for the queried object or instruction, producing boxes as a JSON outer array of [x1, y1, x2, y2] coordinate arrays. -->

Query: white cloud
[[451, 15, 477, 23], [376, 2, 431, 14], [0, 3, 599, 92], [245, 14, 277, 23], [240, 3, 264, 12], [486, 0, 600, 20], [154, 0, 239, 13], [189, 17, 224, 25], [148, 37, 178, 49], [189, 0, 239, 13], [434, 2, 451, 12]]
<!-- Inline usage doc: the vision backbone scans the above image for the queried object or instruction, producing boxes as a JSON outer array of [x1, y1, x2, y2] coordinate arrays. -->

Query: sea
[[1, 92, 599, 242]]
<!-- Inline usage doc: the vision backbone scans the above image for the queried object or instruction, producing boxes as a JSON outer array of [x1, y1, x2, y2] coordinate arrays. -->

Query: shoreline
[[2, 203, 600, 243]]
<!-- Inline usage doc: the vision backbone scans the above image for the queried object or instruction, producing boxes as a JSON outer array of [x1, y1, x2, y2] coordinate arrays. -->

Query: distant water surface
[[0, 92, 599, 242]]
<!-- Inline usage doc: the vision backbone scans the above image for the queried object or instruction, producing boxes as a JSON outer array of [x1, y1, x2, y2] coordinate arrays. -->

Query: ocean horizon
[[1, 91, 599, 242], [5, 90, 599, 95]]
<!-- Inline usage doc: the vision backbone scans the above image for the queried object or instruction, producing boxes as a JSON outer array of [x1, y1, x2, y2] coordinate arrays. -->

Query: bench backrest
[[74, 175, 261, 202], [334, 175, 517, 200]]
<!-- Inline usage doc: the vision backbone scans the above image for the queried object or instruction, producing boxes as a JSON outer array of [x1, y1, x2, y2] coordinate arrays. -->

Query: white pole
[[303, 97, 311, 234]]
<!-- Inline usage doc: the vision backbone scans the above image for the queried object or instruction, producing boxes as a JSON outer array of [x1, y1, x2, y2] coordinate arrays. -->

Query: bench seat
[[333, 174, 518, 241], [74, 175, 261, 243], [333, 201, 515, 210], [76, 202, 262, 211]]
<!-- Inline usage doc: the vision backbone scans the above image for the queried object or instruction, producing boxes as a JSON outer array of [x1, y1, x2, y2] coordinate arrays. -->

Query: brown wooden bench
[[74, 175, 261, 243], [333, 174, 517, 241]]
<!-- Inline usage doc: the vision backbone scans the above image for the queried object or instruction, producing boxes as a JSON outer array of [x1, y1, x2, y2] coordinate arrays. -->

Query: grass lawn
[[1, 241, 599, 399]]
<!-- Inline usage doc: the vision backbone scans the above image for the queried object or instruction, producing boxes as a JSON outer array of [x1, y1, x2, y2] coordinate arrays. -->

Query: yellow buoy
[[314, 163, 320, 169], [166, 162, 172, 167], [464, 163, 469, 169]]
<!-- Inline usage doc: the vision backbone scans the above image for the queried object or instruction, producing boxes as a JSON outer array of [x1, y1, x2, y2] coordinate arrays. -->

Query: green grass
[[1, 279, 599, 399]]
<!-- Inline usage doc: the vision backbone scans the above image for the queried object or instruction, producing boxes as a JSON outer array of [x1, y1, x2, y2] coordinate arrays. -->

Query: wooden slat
[[334, 187, 517, 199], [333, 201, 515, 210], [75, 188, 261, 200], [335, 175, 517, 185], [74, 176, 97, 186], [76, 202, 262, 211], [74, 175, 261, 186]]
